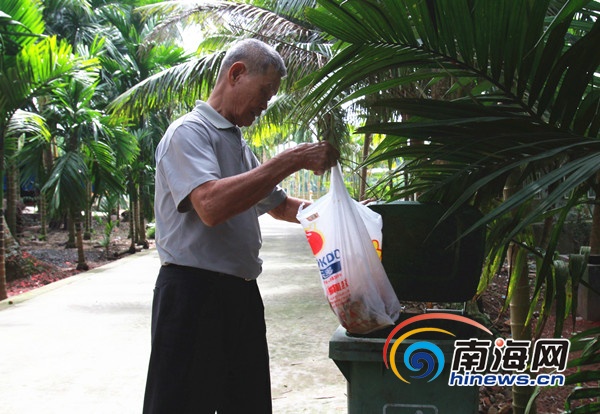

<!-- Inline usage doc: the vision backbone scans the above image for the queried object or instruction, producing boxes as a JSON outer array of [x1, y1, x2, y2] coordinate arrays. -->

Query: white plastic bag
[[297, 164, 401, 334]]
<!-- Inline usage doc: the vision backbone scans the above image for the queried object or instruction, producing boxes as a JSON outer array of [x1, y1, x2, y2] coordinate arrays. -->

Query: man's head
[[218, 39, 287, 80], [209, 39, 287, 127]]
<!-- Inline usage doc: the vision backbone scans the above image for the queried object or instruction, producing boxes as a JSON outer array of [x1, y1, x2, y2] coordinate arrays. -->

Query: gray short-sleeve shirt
[[154, 101, 287, 279]]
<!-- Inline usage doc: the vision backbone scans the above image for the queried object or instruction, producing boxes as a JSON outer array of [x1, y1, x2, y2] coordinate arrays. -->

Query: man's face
[[229, 64, 281, 127]]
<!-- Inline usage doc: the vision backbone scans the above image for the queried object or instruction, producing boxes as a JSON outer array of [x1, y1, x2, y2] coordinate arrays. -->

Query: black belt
[[162, 263, 254, 282]]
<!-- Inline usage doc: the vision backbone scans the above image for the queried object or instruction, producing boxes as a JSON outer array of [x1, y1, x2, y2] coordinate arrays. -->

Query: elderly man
[[143, 39, 339, 414]]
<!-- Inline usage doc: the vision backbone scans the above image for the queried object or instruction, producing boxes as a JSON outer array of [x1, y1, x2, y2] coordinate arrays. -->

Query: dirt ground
[[478, 267, 600, 414], [6, 213, 600, 413], [7, 212, 149, 297]]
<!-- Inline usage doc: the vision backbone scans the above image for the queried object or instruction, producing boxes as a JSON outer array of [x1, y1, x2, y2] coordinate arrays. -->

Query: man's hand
[[284, 141, 340, 176]]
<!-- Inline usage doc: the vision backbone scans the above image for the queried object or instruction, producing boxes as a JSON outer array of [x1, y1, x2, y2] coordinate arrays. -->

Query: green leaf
[[42, 152, 89, 214], [552, 259, 569, 337], [564, 370, 600, 385]]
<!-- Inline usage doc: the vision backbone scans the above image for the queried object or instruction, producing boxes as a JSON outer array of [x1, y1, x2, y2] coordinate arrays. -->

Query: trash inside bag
[[297, 164, 401, 334]]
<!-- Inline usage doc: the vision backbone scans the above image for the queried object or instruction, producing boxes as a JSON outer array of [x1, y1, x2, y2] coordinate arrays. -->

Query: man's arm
[[189, 142, 338, 227], [268, 196, 308, 223]]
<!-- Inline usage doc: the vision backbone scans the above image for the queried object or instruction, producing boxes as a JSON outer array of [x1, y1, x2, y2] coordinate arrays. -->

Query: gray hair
[[219, 39, 287, 79]]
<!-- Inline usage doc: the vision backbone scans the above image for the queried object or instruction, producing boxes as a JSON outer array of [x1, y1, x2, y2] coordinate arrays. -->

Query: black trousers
[[142, 265, 272, 414]]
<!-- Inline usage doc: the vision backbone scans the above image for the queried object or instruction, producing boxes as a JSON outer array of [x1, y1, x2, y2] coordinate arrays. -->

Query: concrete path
[[0, 216, 346, 414]]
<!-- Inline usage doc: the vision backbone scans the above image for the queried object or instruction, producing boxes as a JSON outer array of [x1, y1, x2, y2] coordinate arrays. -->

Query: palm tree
[[35, 1, 181, 257], [0, 0, 97, 299], [108, 0, 339, 138], [40, 0, 116, 237], [297, 1, 599, 412], [98, 1, 189, 250], [17, 107, 55, 241], [39, 72, 128, 270], [107, 0, 356, 206]]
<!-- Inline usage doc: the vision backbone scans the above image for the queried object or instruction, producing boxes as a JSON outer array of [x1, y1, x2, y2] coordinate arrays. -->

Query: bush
[[146, 223, 155, 239]]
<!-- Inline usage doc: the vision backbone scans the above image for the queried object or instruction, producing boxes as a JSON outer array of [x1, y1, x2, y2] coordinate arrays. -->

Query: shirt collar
[[194, 100, 235, 130]]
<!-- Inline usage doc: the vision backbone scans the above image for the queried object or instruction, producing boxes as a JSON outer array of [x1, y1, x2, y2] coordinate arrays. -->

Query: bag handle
[[330, 163, 348, 201]]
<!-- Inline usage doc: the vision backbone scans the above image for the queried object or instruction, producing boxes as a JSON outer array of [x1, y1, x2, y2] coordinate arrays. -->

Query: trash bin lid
[[369, 201, 485, 302]]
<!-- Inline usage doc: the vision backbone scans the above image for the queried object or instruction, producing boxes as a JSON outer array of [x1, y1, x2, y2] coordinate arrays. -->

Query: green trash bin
[[329, 202, 490, 414]]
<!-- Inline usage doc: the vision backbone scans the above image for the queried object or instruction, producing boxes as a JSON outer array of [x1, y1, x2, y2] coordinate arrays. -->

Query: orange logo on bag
[[304, 229, 325, 255], [372, 240, 382, 260]]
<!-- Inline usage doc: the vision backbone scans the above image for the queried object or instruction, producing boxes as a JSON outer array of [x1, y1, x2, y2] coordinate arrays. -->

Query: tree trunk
[[128, 193, 137, 254], [504, 171, 535, 414], [83, 180, 92, 240], [589, 172, 600, 255], [38, 192, 47, 241], [104, 214, 112, 258], [359, 133, 372, 201], [6, 159, 18, 237], [590, 198, 600, 255], [135, 196, 141, 244], [75, 218, 88, 271], [0, 129, 8, 300], [508, 243, 535, 413], [38, 144, 54, 241], [0, 207, 6, 301], [136, 197, 148, 248], [66, 212, 76, 248], [294, 172, 300, 199]]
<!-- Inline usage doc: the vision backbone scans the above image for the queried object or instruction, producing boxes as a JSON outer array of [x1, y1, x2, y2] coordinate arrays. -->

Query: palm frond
[[1, 35, 99, 128], [42, 151, 89, 213], [107, 53, 221, 118], [0, 0, 45, 54], [5, 109, 50, 140], [85, 139, 125, 199], [301, 0, 599, 213]]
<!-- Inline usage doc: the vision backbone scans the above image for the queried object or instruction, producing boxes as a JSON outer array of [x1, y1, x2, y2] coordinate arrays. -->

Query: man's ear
[[228, 61, 247, 84]]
